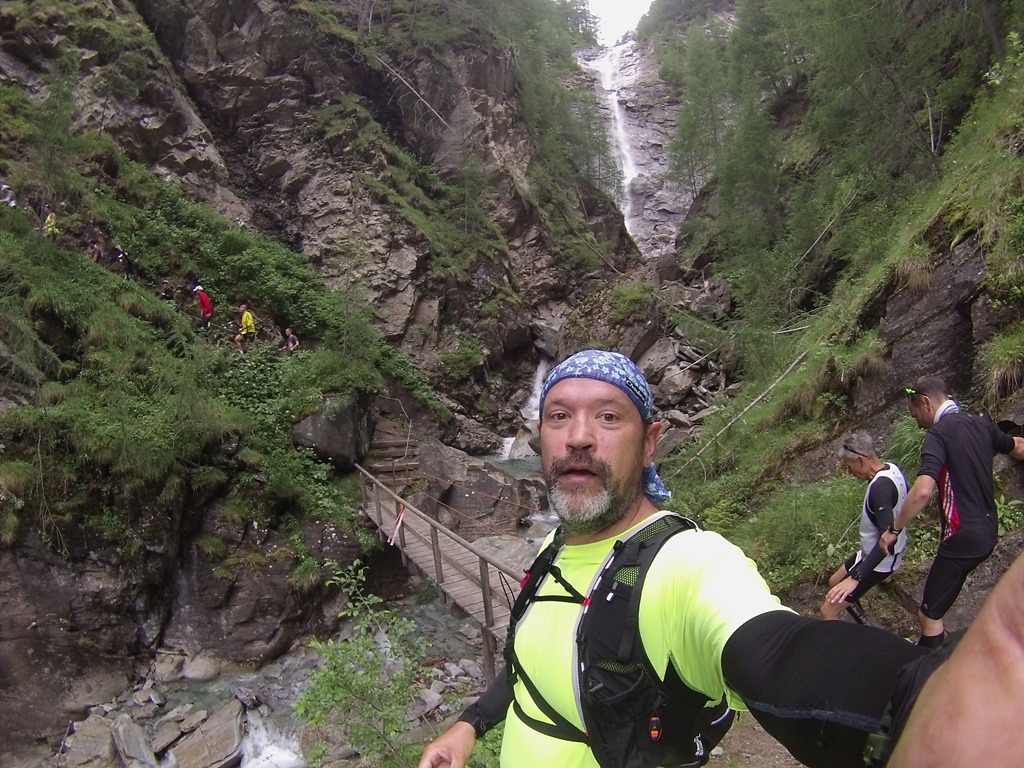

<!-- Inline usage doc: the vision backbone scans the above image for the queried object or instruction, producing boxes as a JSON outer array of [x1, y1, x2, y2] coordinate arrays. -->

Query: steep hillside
[[0, 0, 650, 754], [633, 0, 1024, 588]]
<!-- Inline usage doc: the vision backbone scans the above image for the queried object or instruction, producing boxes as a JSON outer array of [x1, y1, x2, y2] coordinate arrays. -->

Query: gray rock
[[64, 714, 115, 768], [406, 688, 444, 721], [112, 714, 158, 768], [151, 721, 183, 754], [179, 710, 209, 732], [170, 700, 243, 768], [458, 659, 484, 680], [291, 390, 375, 470], [182, 653, 222, 682], [153, 652, 185, 683]]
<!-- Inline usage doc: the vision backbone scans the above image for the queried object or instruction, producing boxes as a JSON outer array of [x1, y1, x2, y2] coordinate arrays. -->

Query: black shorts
[[920, 549, 992, 620], [842, 553, 892, 602]]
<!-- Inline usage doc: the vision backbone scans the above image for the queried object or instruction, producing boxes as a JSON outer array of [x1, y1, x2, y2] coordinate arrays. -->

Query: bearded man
[[419, 350, 1021, 768]]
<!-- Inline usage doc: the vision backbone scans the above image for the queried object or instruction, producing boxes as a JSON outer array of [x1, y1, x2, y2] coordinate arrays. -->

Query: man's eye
[[547, 411, 568, 421], [599, 413, 619, 423]]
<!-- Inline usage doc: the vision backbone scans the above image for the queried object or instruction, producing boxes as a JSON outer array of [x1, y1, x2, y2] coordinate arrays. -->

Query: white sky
[[588, 0, 656, 46]]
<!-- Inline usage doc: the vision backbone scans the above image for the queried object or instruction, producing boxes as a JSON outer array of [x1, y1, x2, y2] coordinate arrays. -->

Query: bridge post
[[481, 629, 496, 684], [479, 560, 494, 628], [430, 526, 444, 587], [373, 485, 384, 540], [397, 511, 408, 567]]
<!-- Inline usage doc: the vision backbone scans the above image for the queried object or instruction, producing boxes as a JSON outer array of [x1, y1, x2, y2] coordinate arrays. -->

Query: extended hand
[[418, 721, 478, 768], [827, 576, 858, 605], [879, 530, 897, 554]]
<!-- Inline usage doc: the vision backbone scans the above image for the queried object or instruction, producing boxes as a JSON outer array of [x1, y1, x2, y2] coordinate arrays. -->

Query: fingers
[[417, 721, 477, 768]]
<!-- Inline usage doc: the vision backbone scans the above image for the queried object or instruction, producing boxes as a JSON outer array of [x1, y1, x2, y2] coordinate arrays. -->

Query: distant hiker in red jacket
[[193, 284, 213, 330]]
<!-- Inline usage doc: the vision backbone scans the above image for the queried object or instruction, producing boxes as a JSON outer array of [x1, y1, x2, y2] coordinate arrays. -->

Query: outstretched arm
[[722, 613, 927, 768], [417, 721, 477, 768], [881, 475, 935, 553], [419, 667, 512, 768], [1009, 435, 1024, 461], [888, 548, 1024, 767]]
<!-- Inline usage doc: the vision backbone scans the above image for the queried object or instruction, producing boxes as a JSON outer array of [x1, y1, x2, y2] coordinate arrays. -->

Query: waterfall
[[521, 357, 550, 422], [501, 357, 550, 460], [240, 710, 304, 768], [587, 42, 641, 234]]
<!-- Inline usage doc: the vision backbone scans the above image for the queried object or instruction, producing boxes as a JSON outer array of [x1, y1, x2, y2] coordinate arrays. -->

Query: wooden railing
[[354, 464, 522, 681]]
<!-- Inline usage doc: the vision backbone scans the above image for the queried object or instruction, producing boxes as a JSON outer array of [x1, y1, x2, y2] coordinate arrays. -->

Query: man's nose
[[565, 418, 595, 450]]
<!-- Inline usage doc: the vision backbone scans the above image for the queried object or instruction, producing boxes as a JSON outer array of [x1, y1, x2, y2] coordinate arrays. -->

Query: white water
[[241, 711, 304, 768], [587, 42, 641, 233], [500, 357, 550, 460], [521, 357, 550, 421]]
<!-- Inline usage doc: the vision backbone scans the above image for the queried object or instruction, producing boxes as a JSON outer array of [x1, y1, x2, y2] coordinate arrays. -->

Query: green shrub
[[608, 283, 655, 324]]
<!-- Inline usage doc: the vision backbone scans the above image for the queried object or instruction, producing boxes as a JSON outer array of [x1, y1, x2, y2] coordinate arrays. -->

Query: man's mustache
[[548, 451, 612, 484]]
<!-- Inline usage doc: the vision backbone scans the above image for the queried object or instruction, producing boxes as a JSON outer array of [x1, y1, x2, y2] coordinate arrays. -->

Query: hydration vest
[[505, 514, 735, 768]]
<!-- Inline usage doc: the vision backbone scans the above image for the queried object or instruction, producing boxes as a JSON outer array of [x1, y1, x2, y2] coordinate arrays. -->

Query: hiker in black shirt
[[881, 376, 1024, 647]]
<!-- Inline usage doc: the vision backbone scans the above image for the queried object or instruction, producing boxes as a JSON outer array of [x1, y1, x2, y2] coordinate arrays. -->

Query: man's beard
[[546, 451, 642, 536]]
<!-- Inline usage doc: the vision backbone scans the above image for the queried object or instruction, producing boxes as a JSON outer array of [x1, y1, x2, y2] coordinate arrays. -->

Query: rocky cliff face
[[0, 1, 666, 756], [580, 39, 692, 262]]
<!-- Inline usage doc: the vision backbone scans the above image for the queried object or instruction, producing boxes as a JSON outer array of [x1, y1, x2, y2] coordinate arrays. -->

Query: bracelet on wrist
[[886, 524, 902, 535]]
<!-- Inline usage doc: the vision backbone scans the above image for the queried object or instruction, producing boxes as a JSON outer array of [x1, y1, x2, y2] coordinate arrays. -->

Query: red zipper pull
[[648, 714, 662, 741]]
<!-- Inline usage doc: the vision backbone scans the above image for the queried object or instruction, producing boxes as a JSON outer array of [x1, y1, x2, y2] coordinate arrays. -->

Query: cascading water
[[501, 357, 550, 460], [586, 41, 642, 236], [240, 711, 304, 768]]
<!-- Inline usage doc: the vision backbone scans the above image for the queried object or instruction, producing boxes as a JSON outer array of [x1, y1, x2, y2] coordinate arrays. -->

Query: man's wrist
[[887, 521, 903, 535], [456, 705, 489, 738]]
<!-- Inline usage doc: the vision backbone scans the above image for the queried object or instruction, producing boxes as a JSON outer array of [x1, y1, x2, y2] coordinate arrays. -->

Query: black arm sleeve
[[456, 666, 513, 738], [849, 477, 899, 580], [722, 612, 928, 768]]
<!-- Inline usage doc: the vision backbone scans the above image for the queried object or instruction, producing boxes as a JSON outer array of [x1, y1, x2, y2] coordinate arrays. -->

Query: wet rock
[[170, 700, 243, 768], [179, 710, 209, 733], [64, 714, 115, 768], [151, 721, 183, 754], [112, 714, 158, 768]]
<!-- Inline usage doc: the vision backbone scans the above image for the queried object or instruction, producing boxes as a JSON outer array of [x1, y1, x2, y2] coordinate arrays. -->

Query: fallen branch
[[667, 350, 808, 480], [373, 54, 452, 131]]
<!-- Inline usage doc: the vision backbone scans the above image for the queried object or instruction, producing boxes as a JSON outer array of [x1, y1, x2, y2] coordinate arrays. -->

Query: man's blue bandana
[[539, 349, 671, 504]]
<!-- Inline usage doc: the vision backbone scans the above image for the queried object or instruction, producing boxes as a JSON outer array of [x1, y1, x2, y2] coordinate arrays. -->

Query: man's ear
[[644, 420, 662, 465]]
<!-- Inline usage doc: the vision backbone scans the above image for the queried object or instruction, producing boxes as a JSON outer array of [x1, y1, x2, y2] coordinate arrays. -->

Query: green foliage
[[884, 417, 926, 479], [438, 335, 485, 381], [729, 477, 866, 587], [296, 560, 429, 767], [194, 532, 227, 559], [996, 494, 1024, 537], [607, 283, 654, 325], [981, 322, 1024, 404]]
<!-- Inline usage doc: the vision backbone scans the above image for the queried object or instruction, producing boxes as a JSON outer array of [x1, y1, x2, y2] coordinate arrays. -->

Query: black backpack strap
[[504, 525, 590, 744], [508, 645, 589, 743]]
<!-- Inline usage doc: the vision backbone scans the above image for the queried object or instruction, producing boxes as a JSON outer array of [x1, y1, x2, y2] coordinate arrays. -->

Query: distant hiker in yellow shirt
[[234, 303, 256, 353], [41, 205, 58, 238]]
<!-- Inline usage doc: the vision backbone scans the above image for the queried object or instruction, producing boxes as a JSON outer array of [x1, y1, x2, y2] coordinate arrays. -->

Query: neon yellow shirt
[[240, 310, 256, 335], [501, 513, 792, 768]]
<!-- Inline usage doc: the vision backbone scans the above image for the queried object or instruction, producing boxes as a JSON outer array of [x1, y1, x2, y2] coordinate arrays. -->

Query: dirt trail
[[717, 714, 801, 767]]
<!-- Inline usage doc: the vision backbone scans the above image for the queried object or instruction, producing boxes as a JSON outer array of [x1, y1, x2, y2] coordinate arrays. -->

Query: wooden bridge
[[355, 455, 525, 681]]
